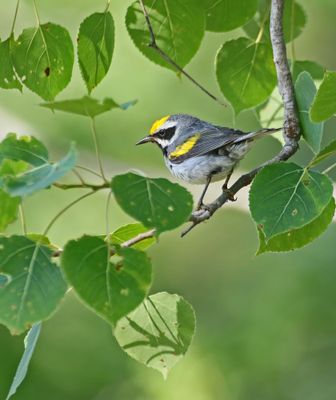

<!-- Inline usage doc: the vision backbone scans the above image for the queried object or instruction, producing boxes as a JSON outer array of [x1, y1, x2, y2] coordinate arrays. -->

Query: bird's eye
[[158, 130, 165, 138]]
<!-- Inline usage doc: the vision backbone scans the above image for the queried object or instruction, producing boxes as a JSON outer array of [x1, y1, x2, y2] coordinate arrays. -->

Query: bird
[[136, 114, 280, 210]]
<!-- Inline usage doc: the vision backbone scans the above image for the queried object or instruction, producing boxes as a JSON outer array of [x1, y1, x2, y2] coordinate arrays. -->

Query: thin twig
[[181, 0, 300, 237], [52, 228, 157, 257], [43, 191, 96, 237], [53, 182, 110, 191], [120, 229, 156, 248], [138, 0, 225, 107]]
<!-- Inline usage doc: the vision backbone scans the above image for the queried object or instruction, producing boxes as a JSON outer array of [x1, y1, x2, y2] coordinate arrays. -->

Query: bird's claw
[[222, 187, 237, 202]]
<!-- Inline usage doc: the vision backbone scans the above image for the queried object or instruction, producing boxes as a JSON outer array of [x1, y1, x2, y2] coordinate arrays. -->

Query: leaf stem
[[90, 117, 107, 182], [322, 162, 336, 175], [266, 103, 283, 127], [72, 169, 86, 185], [43, 191, 96, 237], [32, 0, 41, 26], [255, 2, 271, 44], [18, 204, 27, 235], [75, 165, 104, 179], [137, 0, 225, 107], [104, 0, 111, 12], [10, 0, 20, 35]]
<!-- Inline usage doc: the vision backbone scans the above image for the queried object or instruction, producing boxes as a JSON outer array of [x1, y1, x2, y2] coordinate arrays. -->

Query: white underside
[[165, 154, 236, 184], [164, 142, 251, 184]]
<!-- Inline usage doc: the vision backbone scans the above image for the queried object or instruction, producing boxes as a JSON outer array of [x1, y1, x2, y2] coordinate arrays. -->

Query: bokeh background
[[1, 0, 336, 399]]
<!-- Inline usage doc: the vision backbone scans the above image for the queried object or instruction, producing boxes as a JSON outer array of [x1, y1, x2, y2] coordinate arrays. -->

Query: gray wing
[[169, 127, 245, 164]]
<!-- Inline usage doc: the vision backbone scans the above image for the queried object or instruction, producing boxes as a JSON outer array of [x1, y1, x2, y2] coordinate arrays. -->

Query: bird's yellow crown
[[149, 115, 170, 135]]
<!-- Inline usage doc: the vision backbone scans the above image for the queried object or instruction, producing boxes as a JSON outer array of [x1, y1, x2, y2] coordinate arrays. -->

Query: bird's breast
[[164, 154, 237, 184]]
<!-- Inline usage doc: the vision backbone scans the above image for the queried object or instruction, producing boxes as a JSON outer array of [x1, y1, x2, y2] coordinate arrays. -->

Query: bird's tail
[[234, 127, 282, 143]]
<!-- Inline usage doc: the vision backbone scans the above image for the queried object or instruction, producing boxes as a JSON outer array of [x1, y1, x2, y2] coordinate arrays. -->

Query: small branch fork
[[138, 0, 225, 107], [181, 0, 301, 237]]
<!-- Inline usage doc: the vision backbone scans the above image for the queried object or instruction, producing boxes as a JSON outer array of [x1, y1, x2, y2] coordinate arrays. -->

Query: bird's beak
[[136, 136, 153, 145]]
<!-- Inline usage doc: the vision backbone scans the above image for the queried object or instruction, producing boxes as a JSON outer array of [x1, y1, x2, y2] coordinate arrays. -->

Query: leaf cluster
[[0, 0, 335, 392]]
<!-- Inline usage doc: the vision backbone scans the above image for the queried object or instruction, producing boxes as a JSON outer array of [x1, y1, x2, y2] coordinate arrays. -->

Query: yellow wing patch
[[149, 115, 170, 135], [169, 134, 201, 159]]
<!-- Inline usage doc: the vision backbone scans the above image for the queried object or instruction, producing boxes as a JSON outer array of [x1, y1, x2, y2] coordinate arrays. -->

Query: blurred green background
[[1, 0, 336, 399]]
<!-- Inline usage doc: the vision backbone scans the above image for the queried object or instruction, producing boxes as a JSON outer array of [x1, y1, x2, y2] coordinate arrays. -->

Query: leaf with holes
[[0, 133, 48, 166], [40, 96, 136, 117], [295, 72, 324, 153], [310, 71, 336, 122], [216, 37, 277, 114], [205, 0, 258, 32], [61, 236, 152, 326], [257, 197, 335, 254], [126, 0, 205, 70], [310, 139, 336, 167], [111, 173, 193, 233], [249, 162, 333, 240], [13, 23, 74, 101], [1, 143, 77, 197], [0, 236, 67, 335], [111, 223, 156, 251], [0, 35, 22, 91], [78, 11, 114, 93], [114, 292, 196, 379]]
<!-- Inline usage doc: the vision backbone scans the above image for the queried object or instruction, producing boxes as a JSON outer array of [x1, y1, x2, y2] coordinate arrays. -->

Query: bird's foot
[[222, 185, 237, 202]]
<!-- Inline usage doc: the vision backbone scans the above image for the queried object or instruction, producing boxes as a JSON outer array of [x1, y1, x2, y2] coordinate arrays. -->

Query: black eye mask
[[155, 126, 176, 140]]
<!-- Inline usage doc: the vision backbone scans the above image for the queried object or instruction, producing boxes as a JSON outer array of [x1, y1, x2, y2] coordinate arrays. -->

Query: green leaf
[[310, 139, 336, 167], [295, 72, 324, 153], [205, 0, 258, 32], [283, 0, 306, 43], [6, 323, 41, 400], [0, 35, 22, 91], [126, 0, 205, 70], [310, 71, 336, 122], [0, 160, 27, 232], [0, 236, 67, 334], [114, 292, 196, 379], [78, 11, 114, 93], [292, 60, 325, 81], [0, 133, 48, 166], [257, 197, 335, 254], [216, 37, 277, 114], [13, 23, 74, 101], [111, 173, 193, 233], [111, 223, 156, 251], [1, 143, 77, 197], [61, 236, 152, 326], [0, 191, 20, 232], [40, 96, 136, 117], [249, 162, 333, 240], [244, 0, 306, 44]]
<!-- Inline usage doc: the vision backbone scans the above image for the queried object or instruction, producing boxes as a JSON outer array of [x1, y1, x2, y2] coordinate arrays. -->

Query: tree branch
[[181, 0, 301, 237], [138, 0, 225, 107]]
